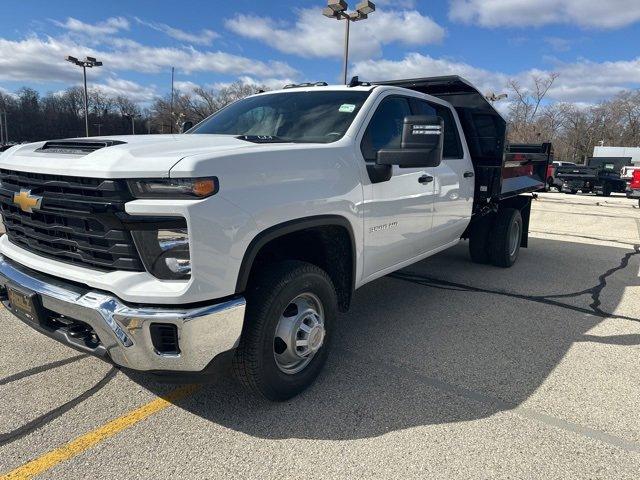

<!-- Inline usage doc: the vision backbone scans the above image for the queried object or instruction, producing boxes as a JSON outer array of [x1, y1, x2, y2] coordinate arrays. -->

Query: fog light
[[165, 257, 191, 275], [132, 224, 191, 280]]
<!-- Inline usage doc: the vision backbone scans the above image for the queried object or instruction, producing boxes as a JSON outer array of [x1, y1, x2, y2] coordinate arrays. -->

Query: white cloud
[[93, 77, 157, 101], [0, 85, 16, 98], [53, 17, 130, 36], [449, 0, 640, 29], [352, 53, 640, 103], [236, 76, 297, 91], [225, 8, 445, 60], [173, 80, 200, 93], [353, 53, 505, 96], [0, 34, 297, 85], [207, 76, 296, 92], [134, 18, 219, 46], [376, 0, 417, 8], [98, 41, 297, 77]]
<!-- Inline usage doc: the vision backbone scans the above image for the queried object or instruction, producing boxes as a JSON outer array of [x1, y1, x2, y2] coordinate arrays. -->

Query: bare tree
[[507, 73, 559, 143]]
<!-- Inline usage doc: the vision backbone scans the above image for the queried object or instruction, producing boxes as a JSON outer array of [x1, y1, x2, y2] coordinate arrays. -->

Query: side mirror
[[181, 121, 194, 133], [377, 115, 443, 168]]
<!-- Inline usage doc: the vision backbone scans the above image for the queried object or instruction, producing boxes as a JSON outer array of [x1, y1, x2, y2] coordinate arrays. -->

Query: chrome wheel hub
[[274, 293, 325, 375], [509, 221, 521, 257]]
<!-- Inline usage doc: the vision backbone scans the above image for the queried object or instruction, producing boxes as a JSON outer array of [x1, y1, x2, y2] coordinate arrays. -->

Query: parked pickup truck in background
[[626, 168, 640, 206], [546, 160, 576, 191], [0, 76, 551, 400], [556, 157, 631, 196]]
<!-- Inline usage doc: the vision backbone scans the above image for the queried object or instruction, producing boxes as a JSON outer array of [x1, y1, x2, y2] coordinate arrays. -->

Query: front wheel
[[233, 260, 337, 401]]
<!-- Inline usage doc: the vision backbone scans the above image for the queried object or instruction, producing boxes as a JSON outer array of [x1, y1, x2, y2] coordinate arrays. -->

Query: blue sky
[[1, 0, 640, 104]]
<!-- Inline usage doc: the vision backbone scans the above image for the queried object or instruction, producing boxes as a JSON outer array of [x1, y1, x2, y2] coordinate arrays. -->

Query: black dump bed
[[375, 76, 551, 205]]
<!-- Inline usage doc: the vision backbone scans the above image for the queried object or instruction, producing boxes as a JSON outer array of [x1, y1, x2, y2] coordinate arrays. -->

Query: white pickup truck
[[0, 76, 551, 400]]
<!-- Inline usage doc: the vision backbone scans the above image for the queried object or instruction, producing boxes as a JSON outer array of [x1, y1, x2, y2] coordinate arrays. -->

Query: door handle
[[418, 174, 434, 184], [463, 171, 474, 178]]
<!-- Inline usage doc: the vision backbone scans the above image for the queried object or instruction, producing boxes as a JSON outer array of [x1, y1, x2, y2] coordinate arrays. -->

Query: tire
[[468, 217, 492, 264], [489, 208, 523, 268], [601, 183, 612, 197], [233, 260, 337, 401], [568, 190, 577, 195]]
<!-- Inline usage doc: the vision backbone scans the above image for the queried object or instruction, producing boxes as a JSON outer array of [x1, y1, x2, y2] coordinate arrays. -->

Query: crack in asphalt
[[0, 367, 117, 447], [589, 245, 640, 315], [0, 354, 88, 387], [390, 244, 640, 324]]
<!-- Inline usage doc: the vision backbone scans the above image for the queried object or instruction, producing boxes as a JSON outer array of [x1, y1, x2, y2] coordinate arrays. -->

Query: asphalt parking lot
[[1, 192, 639, 479]]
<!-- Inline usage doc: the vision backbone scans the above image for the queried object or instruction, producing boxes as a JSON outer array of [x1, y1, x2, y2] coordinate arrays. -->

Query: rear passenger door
[[411, 98, 474, 248]]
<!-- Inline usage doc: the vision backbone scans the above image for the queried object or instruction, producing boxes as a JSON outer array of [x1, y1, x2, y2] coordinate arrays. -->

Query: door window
[[411, 99, 463, 159], [361, 96, 412, 161]]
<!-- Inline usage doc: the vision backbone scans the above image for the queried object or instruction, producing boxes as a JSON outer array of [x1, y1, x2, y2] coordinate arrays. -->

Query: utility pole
[[65, 56, 103, 137], [322, 1, 375, 84], [123, 113, 138, 135], [170, 67, 175, 134], [93, 123, 103, 136], [1, 111, 8, 144]]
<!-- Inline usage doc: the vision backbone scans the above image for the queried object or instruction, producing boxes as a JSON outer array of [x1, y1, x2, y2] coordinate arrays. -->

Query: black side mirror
[[377, 115, 443, 168], [181, 121, 194, 133]]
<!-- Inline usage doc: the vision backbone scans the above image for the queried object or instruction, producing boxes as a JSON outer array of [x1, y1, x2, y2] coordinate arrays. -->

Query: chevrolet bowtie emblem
[[13, 189, 43, 213]]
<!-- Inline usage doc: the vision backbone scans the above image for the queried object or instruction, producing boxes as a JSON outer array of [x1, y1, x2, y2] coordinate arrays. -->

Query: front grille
[[0, 169, 143, 272]]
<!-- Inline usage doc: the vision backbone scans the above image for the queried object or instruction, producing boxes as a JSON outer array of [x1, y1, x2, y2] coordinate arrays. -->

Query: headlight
[[132, 225, 191, 280], [128, 177, 218, 199]]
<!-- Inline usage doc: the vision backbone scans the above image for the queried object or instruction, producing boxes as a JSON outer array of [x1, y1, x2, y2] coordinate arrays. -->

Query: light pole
[[65, 55, 102, 137], [170, 67, 175, 134], [123, 113, 139, 135], [0, 111, 7, 144], [322, 1, 375, 84]]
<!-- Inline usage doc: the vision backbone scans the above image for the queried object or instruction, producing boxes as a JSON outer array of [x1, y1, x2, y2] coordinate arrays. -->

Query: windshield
[[189, 90, 371, 143]]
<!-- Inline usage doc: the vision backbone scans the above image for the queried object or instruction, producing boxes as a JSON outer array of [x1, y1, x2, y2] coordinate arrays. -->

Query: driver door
[[359, 95, 437, 280]]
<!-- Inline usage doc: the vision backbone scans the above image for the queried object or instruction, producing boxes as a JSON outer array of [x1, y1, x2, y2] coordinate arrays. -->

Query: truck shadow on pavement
[[129, 237, 640, 440]]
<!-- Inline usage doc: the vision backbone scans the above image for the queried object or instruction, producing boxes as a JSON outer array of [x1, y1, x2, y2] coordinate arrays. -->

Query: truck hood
[[0, 134, 258, 178]]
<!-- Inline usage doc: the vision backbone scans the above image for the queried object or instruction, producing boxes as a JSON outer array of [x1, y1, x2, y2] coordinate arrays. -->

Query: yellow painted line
[[1, 384, 200, 480]]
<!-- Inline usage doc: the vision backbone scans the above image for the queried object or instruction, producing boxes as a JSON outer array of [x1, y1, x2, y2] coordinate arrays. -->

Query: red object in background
[[503, 164, 534, 179], [546, 163, 555, 180], [630, 169, 640, 190]]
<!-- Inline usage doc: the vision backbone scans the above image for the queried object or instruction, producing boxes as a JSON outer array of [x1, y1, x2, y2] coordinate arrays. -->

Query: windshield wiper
[[236, 135, 292, 144]]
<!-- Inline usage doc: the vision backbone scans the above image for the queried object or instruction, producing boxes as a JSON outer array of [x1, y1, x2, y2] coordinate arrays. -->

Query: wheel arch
[[235, 215, 357, 312]]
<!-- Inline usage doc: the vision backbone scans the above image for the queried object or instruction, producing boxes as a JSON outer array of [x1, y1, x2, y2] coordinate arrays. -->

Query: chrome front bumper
[[0, 255, 246, 372]]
